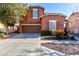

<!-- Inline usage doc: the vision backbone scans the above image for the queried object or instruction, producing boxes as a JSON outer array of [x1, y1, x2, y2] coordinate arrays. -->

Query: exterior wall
[[64, 20, 69, 31], [19, 6, 65, 33], [0, 23, 17, 33], [68, 12, 79, 33], [21, 7, 44, 24], [20, 6, 44, 33], [0, 23, 6, 32], [41, 15, 65, 31]]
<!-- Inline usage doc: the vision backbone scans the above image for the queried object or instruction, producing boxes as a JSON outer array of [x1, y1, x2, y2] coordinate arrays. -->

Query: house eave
[[20, 24, 41, 25], [45, 13, 67, 18]]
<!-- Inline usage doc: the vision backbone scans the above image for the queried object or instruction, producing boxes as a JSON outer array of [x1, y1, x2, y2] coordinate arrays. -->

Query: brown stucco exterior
[[68, 12, 79, 33], [21, 6, 44, 24], [41, 15, 65, 31], [19, 6, 66, 33]]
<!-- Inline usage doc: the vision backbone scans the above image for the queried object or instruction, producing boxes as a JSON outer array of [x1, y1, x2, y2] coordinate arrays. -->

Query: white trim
[[41, 46, 65, 56], [32, 8, 39, 19], [32, 17, 38, 19], [49, 20, 57, 31], [21, 24, 41, 25], [49, 20, 57, 22], [33, 9, 38, 11]]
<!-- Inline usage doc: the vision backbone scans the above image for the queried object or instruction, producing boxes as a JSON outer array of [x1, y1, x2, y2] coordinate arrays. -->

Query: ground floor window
[[49, 20, 57, 31]]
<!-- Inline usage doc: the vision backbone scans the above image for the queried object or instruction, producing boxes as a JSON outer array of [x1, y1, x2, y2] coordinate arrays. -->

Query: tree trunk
[[5, 25, 9, 35]]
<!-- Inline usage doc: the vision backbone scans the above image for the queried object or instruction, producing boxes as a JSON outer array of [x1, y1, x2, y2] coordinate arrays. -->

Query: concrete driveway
[[0, 33, 65, 56], [0, 40, 41, 56], [0, 33, 41, 55], [10, 33, 41, 40], [0, 40, 65, 56]]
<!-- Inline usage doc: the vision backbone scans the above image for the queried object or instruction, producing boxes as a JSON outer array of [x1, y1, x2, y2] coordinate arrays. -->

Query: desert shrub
[[53, 29, 64, 39], [41, 30, 52, 36], [0, 32, 6, 39]]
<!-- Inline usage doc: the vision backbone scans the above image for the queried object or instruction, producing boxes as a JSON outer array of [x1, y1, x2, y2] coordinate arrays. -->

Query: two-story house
[[68, 12, 79, 33], [18, 6, 66, 33]]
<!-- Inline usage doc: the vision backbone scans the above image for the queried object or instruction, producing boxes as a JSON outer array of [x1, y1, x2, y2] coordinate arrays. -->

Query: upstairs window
[[32, 9, 38, 19]]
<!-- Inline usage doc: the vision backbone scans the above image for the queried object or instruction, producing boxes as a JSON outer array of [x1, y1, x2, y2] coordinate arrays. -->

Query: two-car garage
[[20, 24, 41, 33]]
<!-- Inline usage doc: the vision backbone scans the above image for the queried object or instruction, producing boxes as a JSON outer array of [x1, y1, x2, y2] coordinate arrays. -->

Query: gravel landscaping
[[42, 43, 79, 55]]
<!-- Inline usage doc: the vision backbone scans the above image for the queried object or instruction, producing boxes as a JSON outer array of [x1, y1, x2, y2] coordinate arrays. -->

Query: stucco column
[[19, 25, 22, 33], [19, 21, 22, 33]]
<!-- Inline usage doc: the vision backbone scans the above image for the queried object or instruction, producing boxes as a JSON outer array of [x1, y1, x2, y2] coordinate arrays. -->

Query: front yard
[[42, 40, 79, 55], [41, 32, 79, 56], [41, 29, 79, 55]]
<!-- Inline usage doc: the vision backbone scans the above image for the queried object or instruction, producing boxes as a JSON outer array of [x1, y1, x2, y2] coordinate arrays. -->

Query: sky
[[28, 3, 79, 16]]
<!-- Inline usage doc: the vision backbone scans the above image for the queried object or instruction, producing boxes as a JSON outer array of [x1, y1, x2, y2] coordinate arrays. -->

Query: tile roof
[[45, 13, 66, 17]]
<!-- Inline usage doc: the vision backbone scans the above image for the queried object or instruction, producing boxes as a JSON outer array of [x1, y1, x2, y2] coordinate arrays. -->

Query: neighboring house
[[0, 23, 6, 32], [19, 6, 66, 33], [0, 23, 18, 33], [68, 12, 79, 34]]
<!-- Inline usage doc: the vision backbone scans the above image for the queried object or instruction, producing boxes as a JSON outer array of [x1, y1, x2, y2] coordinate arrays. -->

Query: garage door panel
[[22, 25, 41, 33]]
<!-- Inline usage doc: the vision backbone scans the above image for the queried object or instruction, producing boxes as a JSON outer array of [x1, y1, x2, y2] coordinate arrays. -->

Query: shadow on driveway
[[9, 33, 41, 40]]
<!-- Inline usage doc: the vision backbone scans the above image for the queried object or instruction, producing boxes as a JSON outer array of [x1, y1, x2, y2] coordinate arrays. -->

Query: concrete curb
[[41, 46, 65, 56]]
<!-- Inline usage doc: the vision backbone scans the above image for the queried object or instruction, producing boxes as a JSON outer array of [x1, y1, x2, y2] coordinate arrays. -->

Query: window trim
[[49, 20, 57, 31], [32, 9, 39, 19]]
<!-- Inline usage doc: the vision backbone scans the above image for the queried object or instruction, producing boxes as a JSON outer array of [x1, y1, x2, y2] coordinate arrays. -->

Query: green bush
[[0, 31, 6, 34], [0, 32, 6, 39], [41, 30, 52, 36]]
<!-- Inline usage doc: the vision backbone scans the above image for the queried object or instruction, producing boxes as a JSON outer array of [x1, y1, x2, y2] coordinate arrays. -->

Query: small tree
[[0, 3, 28, 35]]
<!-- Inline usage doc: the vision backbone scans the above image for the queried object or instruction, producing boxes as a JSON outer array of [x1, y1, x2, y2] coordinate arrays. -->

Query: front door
[[49, 20, 57, 31]]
